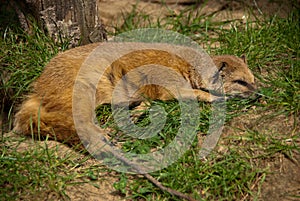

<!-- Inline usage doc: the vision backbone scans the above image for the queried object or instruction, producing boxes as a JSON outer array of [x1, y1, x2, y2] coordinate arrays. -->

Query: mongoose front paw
[[210, 95, 227, 102]]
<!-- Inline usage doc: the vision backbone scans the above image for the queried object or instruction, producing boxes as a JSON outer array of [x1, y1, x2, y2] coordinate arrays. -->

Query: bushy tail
[[13, 95, 79, 145]]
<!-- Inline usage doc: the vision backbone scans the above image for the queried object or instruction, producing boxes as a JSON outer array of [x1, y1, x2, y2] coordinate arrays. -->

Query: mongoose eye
[[234, 80, 248, 87]]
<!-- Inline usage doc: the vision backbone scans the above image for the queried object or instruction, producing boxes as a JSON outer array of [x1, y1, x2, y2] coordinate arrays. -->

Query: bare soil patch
[[221, 108, 300, 201], [98, 0, 294, 33]]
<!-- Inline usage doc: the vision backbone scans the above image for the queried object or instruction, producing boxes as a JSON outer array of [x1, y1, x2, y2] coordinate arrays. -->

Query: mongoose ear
[[218, 62, 228, 73], [212, 62, 227, 84], [240, 54, 247, 64]]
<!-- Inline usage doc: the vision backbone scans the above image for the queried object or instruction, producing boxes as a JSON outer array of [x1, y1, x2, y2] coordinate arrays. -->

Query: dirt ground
[[4, 0, 299, 200], [98, 0, 294, 31]]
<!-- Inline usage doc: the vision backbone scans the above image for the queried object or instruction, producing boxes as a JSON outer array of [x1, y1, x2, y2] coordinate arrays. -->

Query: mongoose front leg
[[178, 88, 225, 102], [129, 88, 224, 123], [130, 101, 150, 122]]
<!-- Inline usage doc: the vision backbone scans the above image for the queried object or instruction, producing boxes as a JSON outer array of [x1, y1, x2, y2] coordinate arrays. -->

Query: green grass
[[1, 1, 299, 201], [0, 25, 63, 131], [0, 133, 108, 200]]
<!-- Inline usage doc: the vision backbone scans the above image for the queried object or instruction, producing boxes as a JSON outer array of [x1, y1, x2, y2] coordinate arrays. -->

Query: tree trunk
[[10, 0, 107, 46]]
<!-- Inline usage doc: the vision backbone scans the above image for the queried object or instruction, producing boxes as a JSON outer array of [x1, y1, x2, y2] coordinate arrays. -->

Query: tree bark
[[10, 0, 107, 46]]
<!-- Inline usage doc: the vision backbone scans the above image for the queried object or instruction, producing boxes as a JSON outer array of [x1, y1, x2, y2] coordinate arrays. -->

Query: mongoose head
[[211, 55, 257, 98]]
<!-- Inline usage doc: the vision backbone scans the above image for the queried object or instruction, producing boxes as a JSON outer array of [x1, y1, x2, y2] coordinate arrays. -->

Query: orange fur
[[14, 42, 256, 145]]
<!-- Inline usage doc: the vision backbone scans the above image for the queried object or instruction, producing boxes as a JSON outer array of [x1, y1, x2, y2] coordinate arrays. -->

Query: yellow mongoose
[[14, 42, 256, 144], [13, 42, 256, 201]]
